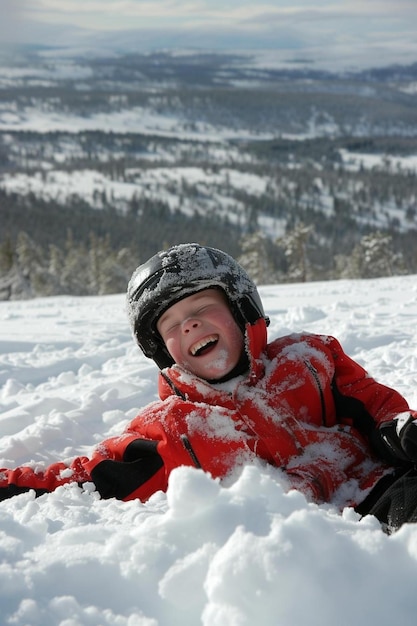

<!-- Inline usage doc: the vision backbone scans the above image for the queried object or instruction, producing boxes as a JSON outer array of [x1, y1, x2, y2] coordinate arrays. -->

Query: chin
[[204, 364, 234, 381]]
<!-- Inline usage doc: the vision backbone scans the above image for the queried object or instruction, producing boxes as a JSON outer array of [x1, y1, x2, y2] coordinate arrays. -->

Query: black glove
[[372, 414, 417, 465], [397, 414, 417, 460]]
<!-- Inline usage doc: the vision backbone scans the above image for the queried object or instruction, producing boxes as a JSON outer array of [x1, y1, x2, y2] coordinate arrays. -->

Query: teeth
[[191, 335, 218, 356]]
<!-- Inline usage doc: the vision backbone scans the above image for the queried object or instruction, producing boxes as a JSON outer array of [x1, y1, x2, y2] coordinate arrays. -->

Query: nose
[[182, 317, 201, 334]]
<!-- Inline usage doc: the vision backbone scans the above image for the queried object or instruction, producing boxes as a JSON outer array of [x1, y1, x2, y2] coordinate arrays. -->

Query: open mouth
[[190, 335, 219, 356]]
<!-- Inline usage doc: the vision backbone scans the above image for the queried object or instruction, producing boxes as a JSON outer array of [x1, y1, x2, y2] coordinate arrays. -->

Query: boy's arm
[[0, 431, 167, 503], [328, 334, 411, 424], [327, 334, 417, 464], [0, 456, 92, 501]]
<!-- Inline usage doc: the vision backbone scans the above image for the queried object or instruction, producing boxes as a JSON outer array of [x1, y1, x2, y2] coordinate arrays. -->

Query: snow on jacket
[[0, 318, 414, 507]]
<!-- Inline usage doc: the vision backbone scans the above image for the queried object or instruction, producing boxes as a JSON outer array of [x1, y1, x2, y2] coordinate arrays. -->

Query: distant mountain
[[0, 51, 416, 298]]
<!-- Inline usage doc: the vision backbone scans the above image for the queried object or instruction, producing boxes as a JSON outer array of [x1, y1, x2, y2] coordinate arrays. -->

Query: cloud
[[4, 0, 417, 70], [21, 0, 417, 30], [0, 0, 26, 45], [27, 1, 205, 27]]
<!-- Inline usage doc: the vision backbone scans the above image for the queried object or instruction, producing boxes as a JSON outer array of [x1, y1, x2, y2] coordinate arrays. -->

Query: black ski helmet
[[126, 243, 269, 369]]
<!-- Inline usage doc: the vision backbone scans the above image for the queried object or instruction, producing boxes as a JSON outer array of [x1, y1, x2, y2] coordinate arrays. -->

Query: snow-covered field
[[0, 274, 417, 626]]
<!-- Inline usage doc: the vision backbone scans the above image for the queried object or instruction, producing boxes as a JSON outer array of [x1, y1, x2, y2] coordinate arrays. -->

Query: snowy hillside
[[0, 274, 416, 626], [1, 51, 417, 285]]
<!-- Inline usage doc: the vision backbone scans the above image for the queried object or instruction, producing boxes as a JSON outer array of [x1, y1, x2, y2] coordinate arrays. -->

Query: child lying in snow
[[1, 243, 417, 533]]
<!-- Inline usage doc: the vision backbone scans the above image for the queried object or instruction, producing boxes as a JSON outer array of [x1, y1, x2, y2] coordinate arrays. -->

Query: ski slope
[[0, 274, 416, 626]]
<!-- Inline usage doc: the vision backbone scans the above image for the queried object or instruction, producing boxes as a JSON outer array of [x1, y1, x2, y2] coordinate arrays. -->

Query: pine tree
[[0, 236, 14, 272], [238, 232, 276, 285], [15, 231, 47, 297], [61, 232, 90, 295], [276, 222, 313, 282], [337, 232, 405, 279]]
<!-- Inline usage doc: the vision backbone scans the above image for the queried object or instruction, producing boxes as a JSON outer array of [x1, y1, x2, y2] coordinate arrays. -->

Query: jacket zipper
[[180, 434, 202, 469], [161, 373, 202, 468], [161, 371, 187, 400], [304, 360, 327, 426]]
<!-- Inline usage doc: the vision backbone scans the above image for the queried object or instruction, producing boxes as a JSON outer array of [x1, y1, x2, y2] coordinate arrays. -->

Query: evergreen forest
[[0, 51, 416, 299]]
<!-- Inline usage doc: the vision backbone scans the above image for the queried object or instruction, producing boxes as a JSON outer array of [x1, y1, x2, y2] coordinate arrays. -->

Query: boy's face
[[156, 289, 244, 380]]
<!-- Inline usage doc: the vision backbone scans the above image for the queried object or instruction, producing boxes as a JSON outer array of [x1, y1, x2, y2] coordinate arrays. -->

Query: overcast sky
[[1, 1, 417, 69]]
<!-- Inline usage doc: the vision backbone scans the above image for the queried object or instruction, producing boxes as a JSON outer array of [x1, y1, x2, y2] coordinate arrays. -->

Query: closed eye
[[165, 322, 179, 334], [158, 320, 179, 338], [195, 303, 217, 314]]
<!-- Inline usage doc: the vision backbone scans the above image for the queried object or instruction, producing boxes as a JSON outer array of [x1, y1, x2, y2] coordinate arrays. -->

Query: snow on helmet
[[126, 243, 269, 369]]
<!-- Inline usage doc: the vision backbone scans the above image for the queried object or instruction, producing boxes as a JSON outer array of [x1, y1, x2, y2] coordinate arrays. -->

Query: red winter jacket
[[0, 319, 414, 508]]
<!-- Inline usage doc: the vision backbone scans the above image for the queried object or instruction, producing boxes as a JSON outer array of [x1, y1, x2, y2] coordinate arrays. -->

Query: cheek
[[230, 325, 245, 351], [164, 336, 183, 362], [222, 316, 244, 350]]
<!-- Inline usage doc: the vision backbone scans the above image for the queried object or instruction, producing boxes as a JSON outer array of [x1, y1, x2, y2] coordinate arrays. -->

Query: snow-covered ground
[[0, 274, 417, 626], [0, 166, 269, 219], [0, 102, 273, 142]]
